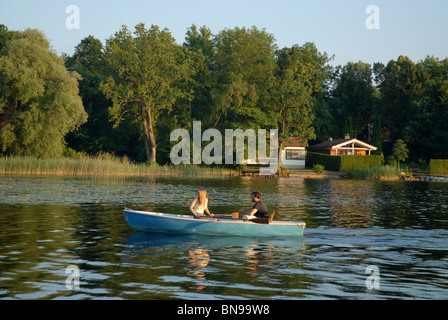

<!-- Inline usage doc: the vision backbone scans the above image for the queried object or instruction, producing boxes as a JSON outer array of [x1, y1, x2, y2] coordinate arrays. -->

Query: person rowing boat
[[239, 191, 269, 220]]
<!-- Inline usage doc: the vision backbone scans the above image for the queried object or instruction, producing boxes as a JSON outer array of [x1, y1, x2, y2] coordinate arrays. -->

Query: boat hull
[[123, 209, 306, 238]]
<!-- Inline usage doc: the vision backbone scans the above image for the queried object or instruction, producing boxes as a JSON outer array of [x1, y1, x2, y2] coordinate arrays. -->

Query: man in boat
[[239, 191, 269, 220]]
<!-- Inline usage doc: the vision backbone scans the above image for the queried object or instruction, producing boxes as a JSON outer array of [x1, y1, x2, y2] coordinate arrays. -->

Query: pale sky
[[1, 0, 447, 66]]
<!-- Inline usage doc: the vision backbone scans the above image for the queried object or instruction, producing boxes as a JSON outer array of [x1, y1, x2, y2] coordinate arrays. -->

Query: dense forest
[[1, 23, 447, 166]]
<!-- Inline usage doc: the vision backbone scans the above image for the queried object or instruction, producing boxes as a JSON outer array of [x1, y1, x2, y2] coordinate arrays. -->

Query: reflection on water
[[326, 179, 376, 228], [188, 248, 209, 291], [0, 175, 448, 299], [124, 232, 307, 297]]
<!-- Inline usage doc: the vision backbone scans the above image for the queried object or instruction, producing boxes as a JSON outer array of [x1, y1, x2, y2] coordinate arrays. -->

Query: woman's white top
[[193, 198, 207, 214]]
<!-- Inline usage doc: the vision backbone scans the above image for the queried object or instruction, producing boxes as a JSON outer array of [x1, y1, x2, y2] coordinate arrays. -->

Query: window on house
[[286, 149, 306, 160]]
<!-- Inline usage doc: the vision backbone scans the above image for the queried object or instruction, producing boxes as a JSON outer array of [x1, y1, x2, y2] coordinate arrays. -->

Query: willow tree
[[101, 23, 193, 163], [0, 28, 87, 157]]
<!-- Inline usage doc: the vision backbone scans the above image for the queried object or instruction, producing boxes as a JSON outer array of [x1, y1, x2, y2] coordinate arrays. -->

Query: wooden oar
[[214, 212, 239, 219], [196, 212, 239, 220]]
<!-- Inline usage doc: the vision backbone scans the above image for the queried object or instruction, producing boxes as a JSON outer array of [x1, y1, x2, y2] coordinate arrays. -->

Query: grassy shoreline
[[0, 155, 234, 177], [0, 155, 413, 181]]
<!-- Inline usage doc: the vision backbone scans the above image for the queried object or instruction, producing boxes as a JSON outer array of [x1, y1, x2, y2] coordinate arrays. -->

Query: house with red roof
[[310, 135, 377, 156], [281, 137, 308, 169]]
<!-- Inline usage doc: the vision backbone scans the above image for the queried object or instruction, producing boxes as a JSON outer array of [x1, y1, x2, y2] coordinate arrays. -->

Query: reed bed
[[349, 166, 400, 180], [0, 154, 233, 178]]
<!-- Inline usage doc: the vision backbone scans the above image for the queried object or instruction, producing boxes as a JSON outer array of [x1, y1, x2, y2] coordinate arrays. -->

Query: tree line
[[1, 23, 447, 166]]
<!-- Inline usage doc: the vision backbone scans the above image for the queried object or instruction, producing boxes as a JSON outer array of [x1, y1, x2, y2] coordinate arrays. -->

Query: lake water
[[0, 174, 447, 300]]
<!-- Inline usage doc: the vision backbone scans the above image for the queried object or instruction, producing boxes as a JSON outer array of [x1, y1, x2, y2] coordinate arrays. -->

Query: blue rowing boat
[[123, 209, 306, 238]]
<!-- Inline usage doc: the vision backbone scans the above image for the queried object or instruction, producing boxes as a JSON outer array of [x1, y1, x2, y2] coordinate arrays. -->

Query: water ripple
[[1, 175, 448, 299]]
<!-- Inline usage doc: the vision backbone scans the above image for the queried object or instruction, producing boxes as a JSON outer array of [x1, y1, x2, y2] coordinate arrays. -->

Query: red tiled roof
[[283, 137, 308, 147], [311, 138, 377, 150]]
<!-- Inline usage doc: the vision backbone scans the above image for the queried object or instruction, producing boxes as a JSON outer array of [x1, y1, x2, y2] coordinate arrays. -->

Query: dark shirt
[[252, 200, 269, 218]]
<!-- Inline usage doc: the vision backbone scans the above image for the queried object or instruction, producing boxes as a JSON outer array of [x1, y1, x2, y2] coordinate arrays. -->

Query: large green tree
[[332, 61, 376, 138], [378, 55, 428, 137], [0, 28, 87, 157], [268, 43, 330, 167], [101, 23, 193, 163], [182, 24, 215, 124], [211, 26, 277, 130], [65, 35, 105, 74], [152, 25, 215, 164], [403, 56, 448, 159], [65, 36, 142, 158], [375, 55, 448, 160]]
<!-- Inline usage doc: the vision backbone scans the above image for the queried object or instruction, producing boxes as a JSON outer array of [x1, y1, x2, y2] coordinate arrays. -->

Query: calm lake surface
[[0, 174, 447, 300]]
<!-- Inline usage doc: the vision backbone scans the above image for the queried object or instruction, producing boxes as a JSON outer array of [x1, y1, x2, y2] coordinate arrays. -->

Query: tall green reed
[[350, 166, 400, 180], [0, 154, 233, 177]]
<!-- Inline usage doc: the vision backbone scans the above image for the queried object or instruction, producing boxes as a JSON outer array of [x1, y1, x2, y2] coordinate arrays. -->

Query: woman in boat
[[189, 188, 214, 218]]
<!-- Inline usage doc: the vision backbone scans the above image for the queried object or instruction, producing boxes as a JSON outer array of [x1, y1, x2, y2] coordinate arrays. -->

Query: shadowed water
[[0, 175, 447, 299]]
